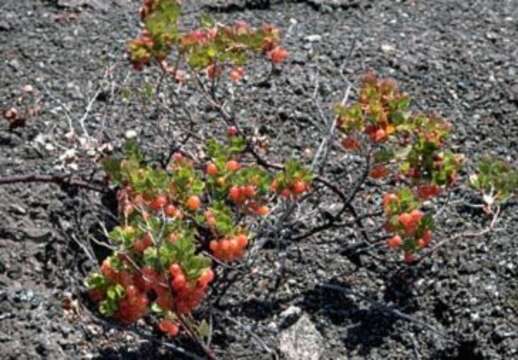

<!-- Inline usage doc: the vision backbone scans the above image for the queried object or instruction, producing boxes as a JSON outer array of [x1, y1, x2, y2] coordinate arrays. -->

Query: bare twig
[[414, 206, 502, 264]]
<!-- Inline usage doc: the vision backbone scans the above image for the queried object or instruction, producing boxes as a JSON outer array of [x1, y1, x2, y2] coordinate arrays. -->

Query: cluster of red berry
[[383, 191, 434, 263], [209, 234, 249, 262], [170, 264, 214, 314]]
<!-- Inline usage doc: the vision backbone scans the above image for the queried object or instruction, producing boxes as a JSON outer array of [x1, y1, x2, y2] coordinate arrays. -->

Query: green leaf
[[228, 136, 247, 154], [85, 273, 106, 289], [102, 158, 122, 185], [199, 13, 215, 28], [374, 148, 394, 163], [107, 284, 125, 301], [198, 319, 211, 339]]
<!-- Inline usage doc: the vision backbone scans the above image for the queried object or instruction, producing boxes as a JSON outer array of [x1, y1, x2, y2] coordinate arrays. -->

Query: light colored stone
[[279, 314, 324, 360]]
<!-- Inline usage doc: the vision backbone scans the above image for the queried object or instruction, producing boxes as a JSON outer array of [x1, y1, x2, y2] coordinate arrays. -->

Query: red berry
[[150, 195, 167, 210], [236, 234, 248, 249], [169, 264, 182, 277], [399, 213, 415, 233], [410, 209, 424, 223], [88, 289, 105, 302], [209, 240, 220, 253], [198, 269, 214, 287], [172, 273, 186, 290], [280, 188, 292, 199], [226, 160, 240, 172], [229, 186, 241, 203], [404, 252, 416, 264], [369, 164, 389, 179], [220, 239, 230, 253], [268, 46, 289, 64], [206, 162, 218, 176], [230, 67, 245, 82], [164, 204, 177, 217], [373, 128, 387, 143], [242, 185, 256, 198], [159, 319, 179, 337], [292, 180, 306, 194], [172, 152, 183, 163], [229, 238, 240, 257], [342, 136, 361, 151], [227, 126, 238, 137]]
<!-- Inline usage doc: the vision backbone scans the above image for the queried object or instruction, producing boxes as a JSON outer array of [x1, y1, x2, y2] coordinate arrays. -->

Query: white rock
[[125, 129, 138, 139], [279, 314, 324, 360], [305, 34, 322, 42], [381, 44, 396, 53]]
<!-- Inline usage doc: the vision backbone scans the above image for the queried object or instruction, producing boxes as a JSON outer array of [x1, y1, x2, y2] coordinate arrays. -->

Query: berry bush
[[86, 136, 311, 335], [81, 0, 472, 343], [0, 0, 511, 357]]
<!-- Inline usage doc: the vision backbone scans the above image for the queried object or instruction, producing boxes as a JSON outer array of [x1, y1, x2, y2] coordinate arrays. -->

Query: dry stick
[[414, 206, 501, 264], [311, 85, 351, 172], [196, 75, 369, 240], [322, 283, 453, 341], [0, 173, 106, 192], [79, 89, 102, 138]]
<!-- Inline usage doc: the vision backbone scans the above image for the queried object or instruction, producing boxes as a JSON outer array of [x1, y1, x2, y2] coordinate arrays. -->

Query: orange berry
[[256, 205, 269, 216], [206, 162, 218, 176], [186, 195, 201, 211], [205, 211, 216, 226], [270, 180, 278, 192], [229, 237, 240, 256], [226, 160, 240, 172], [168, 233, 179, 243], [236, 234, 248, 249], [159, 319, 179, 337], [292, 180, 306, 194], [268, 46, 289, 64], [387, 235, 402, 249]]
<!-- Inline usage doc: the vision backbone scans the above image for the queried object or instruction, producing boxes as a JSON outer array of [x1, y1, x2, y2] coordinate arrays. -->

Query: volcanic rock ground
[[0, 0, 517, 359]]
